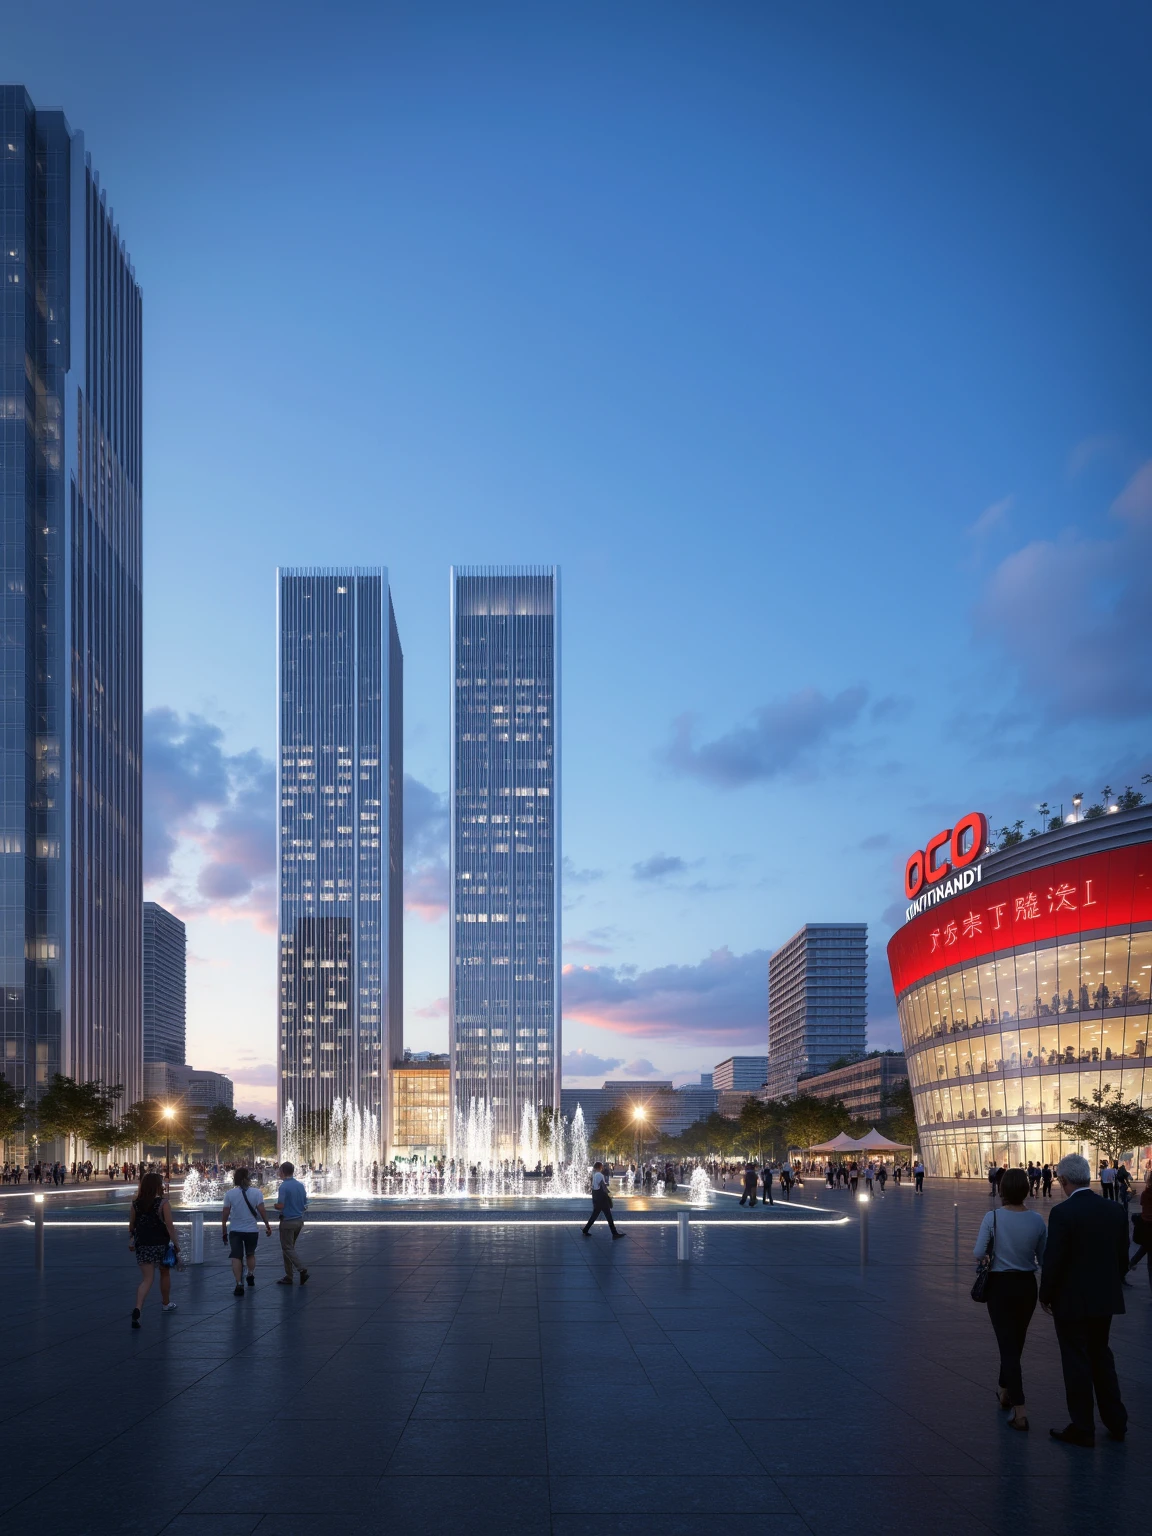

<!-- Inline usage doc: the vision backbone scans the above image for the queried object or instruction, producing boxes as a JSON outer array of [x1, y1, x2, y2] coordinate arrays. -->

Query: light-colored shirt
[[222, 1185, 265, 1232], [591, 1170, 606, 1192], [277, 1178, 308, 1221], [973, 1208, 1046, 1272]]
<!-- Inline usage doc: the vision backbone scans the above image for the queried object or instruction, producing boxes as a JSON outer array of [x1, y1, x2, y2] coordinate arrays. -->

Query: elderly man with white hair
[[1038, 1152, 1130, 1447]]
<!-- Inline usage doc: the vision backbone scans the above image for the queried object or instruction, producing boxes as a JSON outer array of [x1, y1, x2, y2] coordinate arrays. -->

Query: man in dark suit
[[1039, 1152, 1129, 1447]]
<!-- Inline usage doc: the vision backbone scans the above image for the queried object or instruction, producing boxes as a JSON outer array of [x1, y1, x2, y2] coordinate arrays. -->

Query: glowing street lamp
[[632, 1104, 646, 1174], [163, 1106, 174, 1195]]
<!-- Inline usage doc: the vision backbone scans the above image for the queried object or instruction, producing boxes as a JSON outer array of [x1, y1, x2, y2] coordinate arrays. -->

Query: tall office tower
[[143, 903, 186, 1066], [767, 924, 867, 1100], [277, 569, 403, 1157], [0, 90, 143, 1136], [450, 567, 560, 1154]]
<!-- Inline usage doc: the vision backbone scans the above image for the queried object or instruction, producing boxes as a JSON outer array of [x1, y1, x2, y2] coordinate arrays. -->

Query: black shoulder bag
[[971, 1211, 996, 1303]]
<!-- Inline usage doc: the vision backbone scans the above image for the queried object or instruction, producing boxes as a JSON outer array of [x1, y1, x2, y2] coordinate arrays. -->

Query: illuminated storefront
[[888, 807, 1152, 1176], [391, 1062, 450, 1160]]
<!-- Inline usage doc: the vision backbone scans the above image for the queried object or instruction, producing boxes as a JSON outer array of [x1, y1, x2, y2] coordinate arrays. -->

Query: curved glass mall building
[[888, 807, 1152, 1176]]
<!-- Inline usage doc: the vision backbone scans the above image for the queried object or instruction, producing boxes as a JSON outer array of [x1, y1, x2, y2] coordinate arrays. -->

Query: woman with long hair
[[128, 1170, 180, 1328]]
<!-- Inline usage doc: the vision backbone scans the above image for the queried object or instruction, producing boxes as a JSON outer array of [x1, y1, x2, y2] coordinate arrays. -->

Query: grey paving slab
[[0, 1180, 1148, 1534]]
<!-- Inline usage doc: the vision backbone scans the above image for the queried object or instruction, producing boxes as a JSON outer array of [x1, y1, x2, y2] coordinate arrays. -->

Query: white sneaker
[[162, 1303, 178, 1312]]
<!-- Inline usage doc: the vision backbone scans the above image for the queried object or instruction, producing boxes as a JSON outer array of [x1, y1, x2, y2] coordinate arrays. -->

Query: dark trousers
[[739, 1185, 757, 1206], [985, 1270, 1036, 1406], [914, 1174, 924, 1192], [762, 1182, 773, 1205], [1054, 1315, 1127, 1435], [583, 1194, 618, 1234]]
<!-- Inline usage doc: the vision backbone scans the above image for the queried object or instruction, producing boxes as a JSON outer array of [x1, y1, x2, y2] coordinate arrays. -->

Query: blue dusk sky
[[7, 2, 1152, 1113]]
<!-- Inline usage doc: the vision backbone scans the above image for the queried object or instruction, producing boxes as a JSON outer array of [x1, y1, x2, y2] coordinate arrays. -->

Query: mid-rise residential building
[[712, 1056, 768, 1092], [450, 567, 560, 1154], [143, 1062, 233, 1155], [797, 1051, 908, 1123], [143, 903, 186, 1065], [277, 568, 403, 1160], [767, 924, 867, 1099], [0, 89, 143, 1145]]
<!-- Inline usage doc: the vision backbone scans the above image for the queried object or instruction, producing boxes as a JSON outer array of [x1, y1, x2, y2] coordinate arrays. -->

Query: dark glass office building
[[277, 569, 403, 1157], [767, 924, 867, 1099], [0, 89, 143, 1143], [143, 902, 186, 1066], [450, 567, 560, 1154]]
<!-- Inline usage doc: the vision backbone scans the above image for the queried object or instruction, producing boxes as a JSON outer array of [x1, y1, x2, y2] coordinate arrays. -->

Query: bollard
[[953, 1203, 959, 1263], [677, 1209, 690, 1261], [858, 1193, 869, 1271], [190, 1210, 204, 1265], [34, 1193, 44, 1271]]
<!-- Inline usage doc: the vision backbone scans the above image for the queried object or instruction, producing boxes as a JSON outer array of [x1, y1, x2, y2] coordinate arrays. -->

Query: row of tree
[[0, 1074, 277, 1164], [590, 1086, 919, 1163]]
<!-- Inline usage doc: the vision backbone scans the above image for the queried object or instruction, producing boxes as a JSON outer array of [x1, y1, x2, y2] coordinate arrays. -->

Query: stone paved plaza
[[1, 1180, 1149, 1536]]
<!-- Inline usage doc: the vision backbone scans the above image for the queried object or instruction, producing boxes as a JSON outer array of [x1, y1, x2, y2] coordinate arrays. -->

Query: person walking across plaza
[[762, 1164, 774, 1206], [582, 1162, 625, 1238], [221, 1167, 272, 1296], [274, 1161, 310, 1286], [1039, 1153, 1129, 1447], [739, 1162, 758, 1207], [128, 1171, 180, 1328], [1041, 1163, 1053, 1198], [913, 1159, 925, 1194], [973, 1167, 1046, 1431]]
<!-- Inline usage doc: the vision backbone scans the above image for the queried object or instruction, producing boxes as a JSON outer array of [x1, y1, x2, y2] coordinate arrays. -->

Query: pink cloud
[[563, 946, 768, 1046]]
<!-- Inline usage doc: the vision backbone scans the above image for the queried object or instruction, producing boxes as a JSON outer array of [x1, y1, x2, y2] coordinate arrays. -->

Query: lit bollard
[[677, 1209, 690, 1261], [953, 1203, 959, 1263], [190, 1210, 204, 1265], [858, 1192, 869, 1271], [34, 1193, 44, 1271]]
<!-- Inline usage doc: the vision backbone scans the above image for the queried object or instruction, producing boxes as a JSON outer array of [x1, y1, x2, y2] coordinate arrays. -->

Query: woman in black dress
[[129, 1171, 180, 1328]]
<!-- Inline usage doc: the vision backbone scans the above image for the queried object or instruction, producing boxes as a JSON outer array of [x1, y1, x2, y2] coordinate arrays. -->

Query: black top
[[1038, 1188, 1129, 1320]]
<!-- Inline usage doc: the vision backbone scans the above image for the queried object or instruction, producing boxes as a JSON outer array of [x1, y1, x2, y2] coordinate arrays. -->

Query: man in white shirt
[[582, 1162, 625, 1239]]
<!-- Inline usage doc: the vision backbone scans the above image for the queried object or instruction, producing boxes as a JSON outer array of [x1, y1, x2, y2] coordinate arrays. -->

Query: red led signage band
[[887, 843, 1152, 997]]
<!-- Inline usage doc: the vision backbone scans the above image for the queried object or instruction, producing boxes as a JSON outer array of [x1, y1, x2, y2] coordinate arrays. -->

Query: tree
[[736, 1097, 775, 1160], [34, 1074, 122, 1162], [591, 1106, 635, 1158], [882, 1080, 920, 1154], [0, 1075, 25, 1149], [783, 1094, 847, 1154], [1054, 1086, 1152, 1166], [205, 1102, 241, 1159], [121, 1098, 194, 1155], [1117, 785, 1144, 811]]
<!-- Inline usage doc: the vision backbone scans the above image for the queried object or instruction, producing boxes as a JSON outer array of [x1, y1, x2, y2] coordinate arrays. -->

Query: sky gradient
[[7, 2, 1151, 1113]]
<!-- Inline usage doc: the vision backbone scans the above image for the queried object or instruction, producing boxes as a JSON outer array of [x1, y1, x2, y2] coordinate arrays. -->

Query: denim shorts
[[229, 1230, 258, 1258]]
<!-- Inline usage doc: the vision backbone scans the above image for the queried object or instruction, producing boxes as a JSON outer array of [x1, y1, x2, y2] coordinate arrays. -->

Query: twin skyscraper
[[276, 567, 560, 1161]]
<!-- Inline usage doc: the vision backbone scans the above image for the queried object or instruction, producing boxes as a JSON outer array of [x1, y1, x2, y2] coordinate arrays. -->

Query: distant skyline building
[[0, 89, 143, 1139], [450, 566, 560, 1153], [767, 924, 868, 1099], [712, 1056, 769, 1092], [277, 569, 403, 1157], [143, 903, 186, 1065]]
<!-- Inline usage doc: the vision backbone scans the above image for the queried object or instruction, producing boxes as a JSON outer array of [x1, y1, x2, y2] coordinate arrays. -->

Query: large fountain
[[270, 1094, 592, 1201]]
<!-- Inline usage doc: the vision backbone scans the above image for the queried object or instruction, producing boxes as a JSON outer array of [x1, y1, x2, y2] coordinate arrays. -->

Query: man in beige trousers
[[274, 1160, 310, 1286]]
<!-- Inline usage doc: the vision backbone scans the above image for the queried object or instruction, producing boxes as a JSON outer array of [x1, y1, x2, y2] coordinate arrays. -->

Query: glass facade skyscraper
[[767, 924, 867, 1099], [0, 90, 143, 1143], [143, 902, 186, 1066], [450, 567, 560, 1153], [277, 569, 403, 1157]]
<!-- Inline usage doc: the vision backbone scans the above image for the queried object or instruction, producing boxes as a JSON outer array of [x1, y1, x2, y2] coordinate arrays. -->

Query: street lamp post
[[633, 1105, 646, 1180], [163, 1106, 174, 1197]]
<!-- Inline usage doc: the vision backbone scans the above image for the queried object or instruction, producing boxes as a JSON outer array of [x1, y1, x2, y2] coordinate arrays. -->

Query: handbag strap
[[985, 1210, 997, 1262], [240, 1186, 260, 1220]]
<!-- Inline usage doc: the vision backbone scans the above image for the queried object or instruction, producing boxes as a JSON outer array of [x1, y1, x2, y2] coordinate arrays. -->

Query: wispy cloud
[[632, 852, 687, 881], [968, 495, 1013, 538], [977, 461, 1152, 722], [404, 775, 449, 921], [663, 686, 867, 788], [564, 946, 768, 1044], [562, 1048, 623, 1079], [563, 857, 604, 886], [144, 708, 276, 931]]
